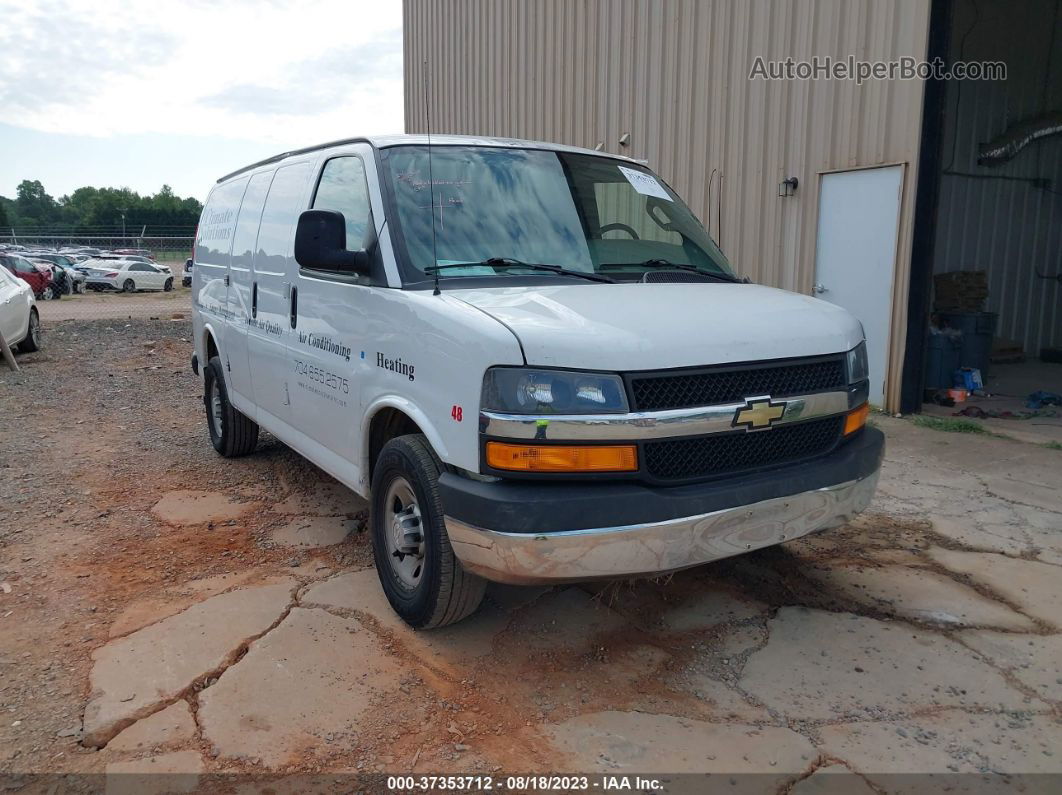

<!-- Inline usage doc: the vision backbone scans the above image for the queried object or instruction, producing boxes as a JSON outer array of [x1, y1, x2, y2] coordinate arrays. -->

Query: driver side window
[[312, 156, 371, 252]]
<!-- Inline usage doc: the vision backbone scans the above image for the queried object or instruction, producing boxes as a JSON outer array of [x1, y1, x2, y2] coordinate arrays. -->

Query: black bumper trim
[[439, 427, 884, 535]]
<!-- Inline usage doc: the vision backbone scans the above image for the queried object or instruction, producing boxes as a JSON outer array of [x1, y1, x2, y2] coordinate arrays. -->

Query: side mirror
[[294, 209, 372, 274]]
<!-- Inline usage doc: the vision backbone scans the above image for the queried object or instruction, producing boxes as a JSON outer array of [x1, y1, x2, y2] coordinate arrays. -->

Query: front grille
[[629, 356, 846, 411], [643, 416, 845, 481]]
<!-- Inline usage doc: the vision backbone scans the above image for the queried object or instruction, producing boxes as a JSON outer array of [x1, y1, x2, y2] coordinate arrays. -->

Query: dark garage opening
[[905, 0, 1062, 441]]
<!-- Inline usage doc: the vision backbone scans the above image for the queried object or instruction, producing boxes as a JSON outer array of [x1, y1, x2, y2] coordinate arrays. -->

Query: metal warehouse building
[[403, 0, 1062, 414]]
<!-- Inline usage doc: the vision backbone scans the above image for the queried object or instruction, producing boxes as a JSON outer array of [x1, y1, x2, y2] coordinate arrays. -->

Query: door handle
[[813, 283, 828, 294], [251, 282, 258, 319], [289, 285, 298, 329]]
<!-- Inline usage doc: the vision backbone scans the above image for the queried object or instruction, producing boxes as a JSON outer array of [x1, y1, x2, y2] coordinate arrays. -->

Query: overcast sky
[[0, 0, 404, 201]]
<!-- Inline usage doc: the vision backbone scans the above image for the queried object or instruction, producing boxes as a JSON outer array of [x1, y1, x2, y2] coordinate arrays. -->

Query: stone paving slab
[[803, 563, 1036, 630], [789, 765, 876, 795], [273, 481, 365, 517], [107, 700, 196, 753], [659, 589, 767, 632], [83, 581, 295, 747], [108, 571, 261, 638], [958, 630, 1062, 704], [270, 515, 357, 548], [546, 710, 816, 778], [816, 710, 1062, 776], [739, 607, 1028, 721], [302, 569, 510, 669], [150, 490, 256, 525], [927, 548, 1060, 628], [197, 607, 402, 768], [105, 750, 204, 795], [500, 587, 629, 654]]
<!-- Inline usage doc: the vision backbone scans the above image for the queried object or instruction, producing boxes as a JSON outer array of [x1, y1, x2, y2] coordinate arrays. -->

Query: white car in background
[[0, 265, 40, 352], [85, 259, 175, 293]]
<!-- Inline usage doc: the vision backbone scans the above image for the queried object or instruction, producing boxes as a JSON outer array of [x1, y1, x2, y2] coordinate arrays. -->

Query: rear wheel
[[18, 310, 40, 353], [371, 434, 486, 628], [203, 355, 259, 457], [122, 279, 135, 293]]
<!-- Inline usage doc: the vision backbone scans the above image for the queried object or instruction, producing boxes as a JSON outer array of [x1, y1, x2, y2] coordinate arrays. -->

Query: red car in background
[[0, 254, 55, 299]]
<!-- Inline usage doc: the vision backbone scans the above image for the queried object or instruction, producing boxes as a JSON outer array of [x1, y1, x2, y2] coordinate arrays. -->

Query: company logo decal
[[733, 397, 787, 431], [377, 353, 415, 381], [297, 331, 351, 361]]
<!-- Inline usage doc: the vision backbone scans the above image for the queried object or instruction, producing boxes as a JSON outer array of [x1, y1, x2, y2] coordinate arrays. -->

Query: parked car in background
[[182, 258, 193, 287], [0, 264, 40, 352], [113, 248, 155, 260], [28, 254, 86, 294], [28, 258, 68, 298], [85, 260, 174, 292], [1, 254, 55, 299]]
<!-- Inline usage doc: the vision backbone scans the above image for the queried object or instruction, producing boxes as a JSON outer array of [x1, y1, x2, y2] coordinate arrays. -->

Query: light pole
[[119, 208, 127, 243]]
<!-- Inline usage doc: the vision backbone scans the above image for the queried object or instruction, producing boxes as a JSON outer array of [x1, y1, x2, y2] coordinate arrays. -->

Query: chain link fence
[[1, 233, 195, 326]]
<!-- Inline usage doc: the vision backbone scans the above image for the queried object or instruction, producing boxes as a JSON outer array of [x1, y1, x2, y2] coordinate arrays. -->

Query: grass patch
[[1042, 441, 1062, 451], [910, 415, 989, 434]]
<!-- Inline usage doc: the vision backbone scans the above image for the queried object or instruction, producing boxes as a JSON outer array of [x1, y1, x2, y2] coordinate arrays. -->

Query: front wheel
[[163, 278, 173, 292], [371, 434, 486, 629], [122, 279, 135, 293], [203, 355, 259, 457], [41, 285, 56, 300]]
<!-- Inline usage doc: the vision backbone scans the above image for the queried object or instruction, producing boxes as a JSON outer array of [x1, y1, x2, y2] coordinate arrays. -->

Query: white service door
[[813, 165, 903, 407]]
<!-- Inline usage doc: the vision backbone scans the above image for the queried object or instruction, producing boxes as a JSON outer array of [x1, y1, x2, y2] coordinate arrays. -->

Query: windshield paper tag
[[618, 166, 672, 201]]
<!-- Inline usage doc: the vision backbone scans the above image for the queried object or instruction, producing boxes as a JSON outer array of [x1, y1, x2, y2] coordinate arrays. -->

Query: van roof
[[215, 134, 637, 184]]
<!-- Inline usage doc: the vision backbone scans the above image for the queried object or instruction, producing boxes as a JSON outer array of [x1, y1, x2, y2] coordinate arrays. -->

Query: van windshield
[[380, 146, 734, 284]]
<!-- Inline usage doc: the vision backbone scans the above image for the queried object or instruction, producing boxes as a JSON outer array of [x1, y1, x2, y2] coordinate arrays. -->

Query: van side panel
[[226, 171, 273, 409], [246, 161, 313, 429], [192, 177, 248, 374]]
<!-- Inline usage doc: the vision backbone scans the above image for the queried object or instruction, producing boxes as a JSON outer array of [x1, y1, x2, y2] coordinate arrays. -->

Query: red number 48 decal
[[451, 405, 463, 422]]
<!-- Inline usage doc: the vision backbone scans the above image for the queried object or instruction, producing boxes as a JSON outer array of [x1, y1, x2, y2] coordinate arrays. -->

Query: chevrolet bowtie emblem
[[734, 397, 787, 431]]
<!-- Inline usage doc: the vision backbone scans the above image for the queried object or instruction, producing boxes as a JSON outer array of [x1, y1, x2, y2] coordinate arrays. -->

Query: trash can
[[925, 331, 963, 390], [936, 311, 998, 379]]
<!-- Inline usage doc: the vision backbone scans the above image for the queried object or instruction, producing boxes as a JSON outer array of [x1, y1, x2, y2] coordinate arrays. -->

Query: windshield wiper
[[602, 259, 741, 283], [425, 257, 616, 284]]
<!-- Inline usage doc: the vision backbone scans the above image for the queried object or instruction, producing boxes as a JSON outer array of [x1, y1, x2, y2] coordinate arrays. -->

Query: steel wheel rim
[[209, 379, 223, 438], [383, 475, 425, 589]]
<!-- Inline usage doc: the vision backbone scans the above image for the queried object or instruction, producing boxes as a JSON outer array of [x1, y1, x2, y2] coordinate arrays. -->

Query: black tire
[[163, 278, 173, 292], [371, 434, 486, 629], [204, 355, 259, 457], [18, 309, 40, 353], [122, 279, 135, 293]]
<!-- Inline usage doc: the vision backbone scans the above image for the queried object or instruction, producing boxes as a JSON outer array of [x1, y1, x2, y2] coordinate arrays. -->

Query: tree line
[[0, 180, 203, 234]]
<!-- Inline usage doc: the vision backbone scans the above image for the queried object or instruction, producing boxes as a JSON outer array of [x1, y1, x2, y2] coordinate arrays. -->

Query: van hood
[[448, 282, 864, 370]]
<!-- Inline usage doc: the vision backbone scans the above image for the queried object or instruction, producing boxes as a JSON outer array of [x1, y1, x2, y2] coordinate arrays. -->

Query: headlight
[[845, 341, 870, 408], [481, 367, 629, 414], [846, 341, 869, 384]]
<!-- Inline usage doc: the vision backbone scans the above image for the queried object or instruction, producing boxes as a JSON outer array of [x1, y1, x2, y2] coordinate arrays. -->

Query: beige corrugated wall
[[404, 0, 932, 410]]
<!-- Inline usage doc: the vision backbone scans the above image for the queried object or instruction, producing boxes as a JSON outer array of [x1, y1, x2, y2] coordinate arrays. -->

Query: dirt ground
[[1, 316, 1060, 793]]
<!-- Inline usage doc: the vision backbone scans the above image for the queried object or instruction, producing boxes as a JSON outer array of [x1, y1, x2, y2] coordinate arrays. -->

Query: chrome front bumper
[[446, 471, 879, 584]]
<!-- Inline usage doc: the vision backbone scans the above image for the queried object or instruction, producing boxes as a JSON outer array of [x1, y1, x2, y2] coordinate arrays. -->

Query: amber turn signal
[[844, 403, 870, 435], [486, 442, 638, 473]]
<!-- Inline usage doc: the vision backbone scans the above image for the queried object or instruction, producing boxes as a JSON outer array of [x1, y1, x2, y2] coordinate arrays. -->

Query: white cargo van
[[191, 135, 882, 628]]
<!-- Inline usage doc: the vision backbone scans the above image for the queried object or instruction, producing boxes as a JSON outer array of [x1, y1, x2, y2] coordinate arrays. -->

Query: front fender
[[361, 395, 451, 478]]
